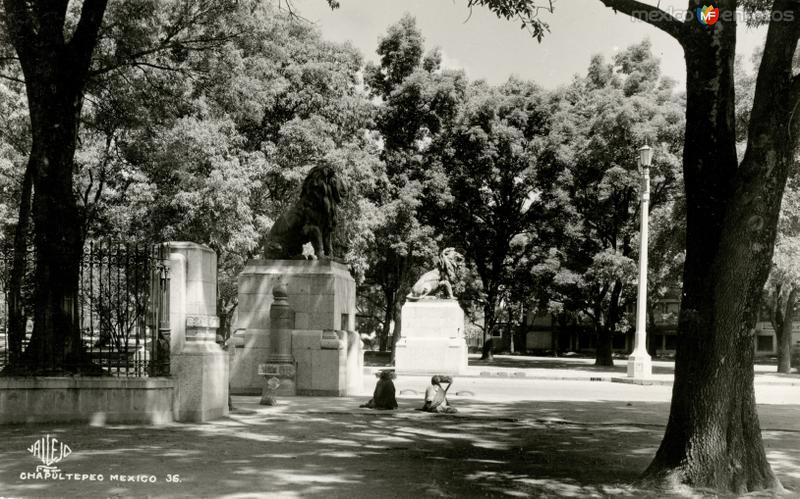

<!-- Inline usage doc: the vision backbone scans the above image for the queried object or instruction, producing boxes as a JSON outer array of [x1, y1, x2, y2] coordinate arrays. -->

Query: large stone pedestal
[[231, 259, 362, 395], [394, 299, 468, 375], [166, 242, 228, 422]]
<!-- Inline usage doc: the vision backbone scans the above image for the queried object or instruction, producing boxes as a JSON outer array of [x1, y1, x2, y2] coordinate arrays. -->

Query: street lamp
[[627, 144, 653, 379]]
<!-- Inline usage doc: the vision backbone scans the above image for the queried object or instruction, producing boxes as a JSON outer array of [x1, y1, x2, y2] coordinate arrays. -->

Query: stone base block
[[394, 337, 468, 375], [401, 299, 465, 339], [172, 342, 229, 422], [258, 362, 296, 397], [626, 353, 652, 379], [395, 299, 468, 374]]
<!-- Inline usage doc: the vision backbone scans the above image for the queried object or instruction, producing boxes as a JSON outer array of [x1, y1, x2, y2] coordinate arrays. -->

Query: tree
[[433, 78, 550, 356], [594, 0, 799, 492], [763, 176, 800, 373], [362, 15, 465, 354], [1, 0, 111, 373], [0, 0, 345, 372], [76, 3, 379, 343], [473, 0, 799, 491], [539, 42, 683, 365]]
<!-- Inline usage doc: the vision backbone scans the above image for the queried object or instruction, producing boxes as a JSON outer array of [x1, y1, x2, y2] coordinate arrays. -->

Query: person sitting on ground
[[360, 370, 398, 410], [421, 375, 457, 414]]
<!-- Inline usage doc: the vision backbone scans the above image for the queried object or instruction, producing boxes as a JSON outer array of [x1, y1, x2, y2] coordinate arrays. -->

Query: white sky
[[294, 0, 768, 89]]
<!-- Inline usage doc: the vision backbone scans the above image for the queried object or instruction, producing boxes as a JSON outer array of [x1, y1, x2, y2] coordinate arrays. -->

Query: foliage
[[359, 15, 465, 352], [537, 41, 684, 364], [431, 77, 551, 345]]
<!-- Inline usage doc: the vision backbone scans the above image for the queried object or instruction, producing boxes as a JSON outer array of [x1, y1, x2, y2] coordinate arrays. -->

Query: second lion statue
[[263, 164, 344, 260], [407, 248, 464, 301]]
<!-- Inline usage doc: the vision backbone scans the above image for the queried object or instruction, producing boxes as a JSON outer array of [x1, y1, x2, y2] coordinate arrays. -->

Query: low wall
[[0, 377, 174, 425]]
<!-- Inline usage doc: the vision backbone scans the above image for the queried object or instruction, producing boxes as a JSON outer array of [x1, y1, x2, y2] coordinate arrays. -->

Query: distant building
[[523, 293, 800, 357]]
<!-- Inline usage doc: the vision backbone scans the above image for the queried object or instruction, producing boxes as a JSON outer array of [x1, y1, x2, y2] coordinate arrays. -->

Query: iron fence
[[0, 241, 170, 377]]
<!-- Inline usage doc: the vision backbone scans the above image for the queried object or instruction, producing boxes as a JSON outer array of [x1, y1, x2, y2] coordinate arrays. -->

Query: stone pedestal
[[166, 242, 228, 422], [231, 259, 362, 396], [626, 352, 652, 379], [394, 299, 468, 375], [259, 284, 296, 402]]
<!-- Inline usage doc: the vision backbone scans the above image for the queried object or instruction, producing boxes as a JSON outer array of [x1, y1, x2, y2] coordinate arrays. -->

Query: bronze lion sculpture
[[407, 248, 464, 301], [263, 164, 343, 259]]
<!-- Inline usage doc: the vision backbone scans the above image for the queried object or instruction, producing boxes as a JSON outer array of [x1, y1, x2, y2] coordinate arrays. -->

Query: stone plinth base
[[626, 352, 652, 379], [172, 341, 229, 422], [395, 300, 467, 375], [233, 259, 361, 397], [258, 362, 296, 398], [292, 329, 362, 396]]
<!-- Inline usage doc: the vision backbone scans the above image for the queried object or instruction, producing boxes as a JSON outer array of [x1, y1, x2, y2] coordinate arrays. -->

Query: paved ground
[[1, 356, 799, 498]]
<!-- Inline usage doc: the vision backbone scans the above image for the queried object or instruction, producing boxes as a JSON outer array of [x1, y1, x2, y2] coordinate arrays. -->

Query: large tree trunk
[[643, 4, 800, 491], [3, 0, 110, 374], [23, 79, 86, 373], [776, 287, 796, 374]]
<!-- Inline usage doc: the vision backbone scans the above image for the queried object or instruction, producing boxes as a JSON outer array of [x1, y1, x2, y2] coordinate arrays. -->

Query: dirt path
[[1, 397, 799, 498]]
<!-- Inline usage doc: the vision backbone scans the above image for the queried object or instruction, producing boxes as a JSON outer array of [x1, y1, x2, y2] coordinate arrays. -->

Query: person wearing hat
[[360, 370, 398, 410]]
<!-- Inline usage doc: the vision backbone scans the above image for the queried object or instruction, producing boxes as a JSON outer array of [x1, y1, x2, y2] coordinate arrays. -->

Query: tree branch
[[748, 0, 800, 147], [0, 71, 24, 84], [2, 0, 35, 59], [68, 0, 109, 74], [598, 0, 688, 44]]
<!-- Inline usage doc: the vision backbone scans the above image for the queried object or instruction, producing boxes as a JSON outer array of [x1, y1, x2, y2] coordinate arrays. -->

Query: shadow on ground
[[1, 398, 798, 498]]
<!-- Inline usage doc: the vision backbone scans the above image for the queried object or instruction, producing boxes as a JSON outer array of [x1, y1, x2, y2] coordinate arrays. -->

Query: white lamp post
[[627, 144, 653, 379]]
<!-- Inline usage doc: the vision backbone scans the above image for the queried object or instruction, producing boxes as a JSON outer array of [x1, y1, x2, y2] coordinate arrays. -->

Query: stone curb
[[364, 367, 800, 386]]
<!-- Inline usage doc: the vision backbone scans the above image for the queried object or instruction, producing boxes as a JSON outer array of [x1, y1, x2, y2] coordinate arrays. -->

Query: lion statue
[[407, 248, 464, 301], [263, 164, 344, 259]]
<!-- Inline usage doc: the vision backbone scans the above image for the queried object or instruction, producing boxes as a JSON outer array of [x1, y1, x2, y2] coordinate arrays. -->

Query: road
[[371, 374, 800, 405]]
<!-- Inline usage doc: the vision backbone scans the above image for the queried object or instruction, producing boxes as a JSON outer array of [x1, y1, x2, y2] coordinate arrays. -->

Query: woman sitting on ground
[[360, 370, 398, 410], [421, 375, 457, 414]]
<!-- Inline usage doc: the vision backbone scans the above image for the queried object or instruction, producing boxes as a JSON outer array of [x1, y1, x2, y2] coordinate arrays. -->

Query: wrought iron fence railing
[[0, 241, 170, 377]]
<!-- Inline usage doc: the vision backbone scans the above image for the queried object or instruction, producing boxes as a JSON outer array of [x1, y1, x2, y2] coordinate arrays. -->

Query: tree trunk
[[389, 298, 403, 363], [776, 287, 796, 374], [643, 7, 800, 491], [647, 304, 657, 356], [480, 291, 497, 360], [23, 82, 87, 373], [5, 164, 32, 369], [594, 324, 613, 366], [595, 279, 622, 367], [379, 293, 393, 352], [3, 0, 110, 374]]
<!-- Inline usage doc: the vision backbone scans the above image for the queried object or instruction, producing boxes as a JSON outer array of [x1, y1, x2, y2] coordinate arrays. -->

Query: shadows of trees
[[0, 398, 798, 497]]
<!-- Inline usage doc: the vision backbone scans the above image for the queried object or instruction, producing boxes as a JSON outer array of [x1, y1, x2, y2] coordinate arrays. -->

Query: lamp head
[[638, 144, 653, 169]]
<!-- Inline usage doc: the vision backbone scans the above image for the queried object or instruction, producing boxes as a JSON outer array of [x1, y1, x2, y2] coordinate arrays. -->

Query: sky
[[294, 0, 768, 89]]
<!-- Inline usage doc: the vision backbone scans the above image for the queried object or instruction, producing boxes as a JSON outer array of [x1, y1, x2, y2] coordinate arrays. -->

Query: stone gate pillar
[[165, 242, 229, 422]]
